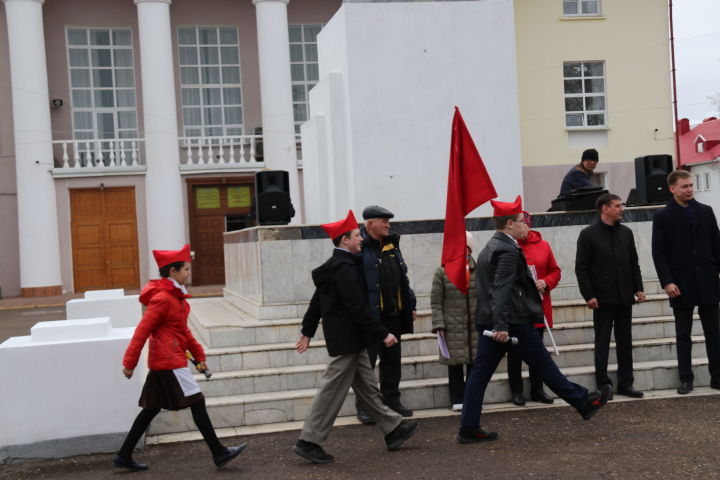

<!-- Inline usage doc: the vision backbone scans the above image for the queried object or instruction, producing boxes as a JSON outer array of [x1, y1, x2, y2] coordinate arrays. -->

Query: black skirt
[[139, 368, 204, 411]]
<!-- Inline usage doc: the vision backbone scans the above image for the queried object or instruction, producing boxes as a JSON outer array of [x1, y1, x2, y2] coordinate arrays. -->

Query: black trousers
[[593, 305, 634, 389], [673, 304, 720, 384], [448, 364, 473, 405], [507, 328, 545, 393], [357, 313, 404, 410]]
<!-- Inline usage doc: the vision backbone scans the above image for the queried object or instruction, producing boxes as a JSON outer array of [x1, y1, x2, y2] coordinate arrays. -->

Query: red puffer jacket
[[123, 278, 205, 371], [519, 230, 561, 328]]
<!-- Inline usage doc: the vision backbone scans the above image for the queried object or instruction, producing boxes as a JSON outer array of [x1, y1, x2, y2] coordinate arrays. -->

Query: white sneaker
[[452, 403, 463, 411]]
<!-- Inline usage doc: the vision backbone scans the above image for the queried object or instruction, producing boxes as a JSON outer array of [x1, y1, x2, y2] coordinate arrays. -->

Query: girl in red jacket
[[113, 244, 244, 472], [506, 212, 562, 406]]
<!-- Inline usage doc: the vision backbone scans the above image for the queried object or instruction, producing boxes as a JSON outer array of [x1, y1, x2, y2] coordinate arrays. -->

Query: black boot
[[530, 388, 554, 404]]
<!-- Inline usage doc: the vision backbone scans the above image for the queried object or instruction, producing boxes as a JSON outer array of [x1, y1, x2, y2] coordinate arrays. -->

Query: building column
[[4, 0, 62, 296], [134, 0, 186, 275], [253, 0, 302, 223]]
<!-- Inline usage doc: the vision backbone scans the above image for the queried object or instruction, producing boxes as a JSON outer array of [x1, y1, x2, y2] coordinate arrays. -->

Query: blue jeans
[[461, 324, 589, 429]]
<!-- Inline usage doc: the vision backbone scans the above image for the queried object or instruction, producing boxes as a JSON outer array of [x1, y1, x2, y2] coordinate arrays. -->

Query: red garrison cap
[[153, 244, 191, 269], [321, 210, 359, 240], [491, 195, 522, 217]]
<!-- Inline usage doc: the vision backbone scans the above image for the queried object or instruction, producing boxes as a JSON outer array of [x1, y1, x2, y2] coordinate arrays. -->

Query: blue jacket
[[360, 225, 416, 334], [652, 198, 720, 308], [559, 165, 593, 195]]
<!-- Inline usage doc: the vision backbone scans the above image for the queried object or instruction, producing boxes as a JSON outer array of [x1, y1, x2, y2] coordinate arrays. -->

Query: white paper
[[437, 330, 450, 359]]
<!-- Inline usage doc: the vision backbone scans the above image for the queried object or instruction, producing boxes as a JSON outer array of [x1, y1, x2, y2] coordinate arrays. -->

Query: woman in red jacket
[[507, 212, 562, 406], [114, 244, 244, 472]]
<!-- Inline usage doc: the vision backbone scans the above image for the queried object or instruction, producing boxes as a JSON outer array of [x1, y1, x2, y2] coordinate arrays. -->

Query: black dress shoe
[[710, 379, 720, 390], [385, 421, 418, 451], [579, 384, 611, 420], [456, 427, 498, 444], [356, 406, 376, 425], [112, 455, 149, 471], [617, 386, 644, 398], [677, 381, 693, 395], [386, 402, 413, 417], [511, 391, 526, 407], [214, 444, 246, 468], [293, 440, 334, 464], [530, 389, 554, 404]]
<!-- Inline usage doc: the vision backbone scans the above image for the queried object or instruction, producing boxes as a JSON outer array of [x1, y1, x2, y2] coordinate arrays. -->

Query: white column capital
[[2, 0, 45, 4], [252, 0, 289, 5], [134, 0, 171, 5]]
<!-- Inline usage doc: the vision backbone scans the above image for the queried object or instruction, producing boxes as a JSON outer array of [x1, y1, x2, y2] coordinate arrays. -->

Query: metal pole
[[669, 0, 682, 168]]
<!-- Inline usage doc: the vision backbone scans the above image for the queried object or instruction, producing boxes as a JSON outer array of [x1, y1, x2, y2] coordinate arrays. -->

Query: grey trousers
[[300, 349, 402, 445]]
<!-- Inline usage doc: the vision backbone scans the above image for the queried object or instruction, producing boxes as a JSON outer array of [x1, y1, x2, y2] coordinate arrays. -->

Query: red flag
[[441, 107, 497, 294]]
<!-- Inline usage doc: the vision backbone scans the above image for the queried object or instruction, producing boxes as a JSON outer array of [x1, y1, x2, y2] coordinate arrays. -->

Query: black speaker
[[255, 170, 294, 225], [549, 186, 608, 212], [634, 155, 673, 205]]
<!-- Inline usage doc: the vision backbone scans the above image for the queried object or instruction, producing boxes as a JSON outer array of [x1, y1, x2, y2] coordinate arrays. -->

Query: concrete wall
[[514, 0, 675, 211], [302, 0, 525, 222]]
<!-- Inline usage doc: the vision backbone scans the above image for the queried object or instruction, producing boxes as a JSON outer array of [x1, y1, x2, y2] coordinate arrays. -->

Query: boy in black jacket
[[292, 210, 418, 464]]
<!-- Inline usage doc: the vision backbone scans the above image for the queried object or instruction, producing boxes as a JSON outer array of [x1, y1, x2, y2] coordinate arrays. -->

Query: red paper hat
[[321, 210, 359, 240], [152, 244, 191, 269], [491, 195, 522, 217]]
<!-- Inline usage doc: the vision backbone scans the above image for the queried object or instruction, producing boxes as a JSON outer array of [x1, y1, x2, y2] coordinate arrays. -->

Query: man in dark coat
[[293, 210, 417, 464], [355, 205, 417, 422], [559, 148, 599, 195], [651, 170, 720, 394], [457, 196, 610, 444], [575, 193, 646, 398]]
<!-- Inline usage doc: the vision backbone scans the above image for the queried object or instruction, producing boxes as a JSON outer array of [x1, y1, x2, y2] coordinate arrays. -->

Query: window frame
[[289, 24, 322, 134], [562, 0, 602, 17], [176, 26, 245, 139], [563, 60, 608, 129]]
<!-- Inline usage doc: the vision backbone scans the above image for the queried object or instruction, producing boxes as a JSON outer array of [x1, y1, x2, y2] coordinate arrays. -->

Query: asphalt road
[[0, 307, 67, 343]]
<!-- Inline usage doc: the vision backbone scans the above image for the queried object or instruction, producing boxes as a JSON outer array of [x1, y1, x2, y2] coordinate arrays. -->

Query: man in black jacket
[[355, 205, 417, 422], [652, 170, 720, 395], [575, 193, 646, 398], [293, 210, 418, 464], [458, 196, 610, 444]]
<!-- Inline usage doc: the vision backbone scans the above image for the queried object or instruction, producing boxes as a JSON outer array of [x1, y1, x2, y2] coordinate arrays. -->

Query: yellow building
[[514, 0, 674, 211]]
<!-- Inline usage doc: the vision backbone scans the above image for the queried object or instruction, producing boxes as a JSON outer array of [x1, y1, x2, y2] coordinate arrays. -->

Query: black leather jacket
[[475, 232, 544, 331]]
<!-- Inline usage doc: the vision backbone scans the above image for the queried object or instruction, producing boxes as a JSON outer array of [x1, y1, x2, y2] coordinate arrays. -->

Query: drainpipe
[[669, 0, 682, 168]]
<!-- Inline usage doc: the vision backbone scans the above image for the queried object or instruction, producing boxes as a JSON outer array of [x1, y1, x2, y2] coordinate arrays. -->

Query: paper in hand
[[437, 330, 451, 359]]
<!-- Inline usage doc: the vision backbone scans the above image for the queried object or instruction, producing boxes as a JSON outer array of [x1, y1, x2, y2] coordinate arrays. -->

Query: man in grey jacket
[[457, 196, 611, 444]]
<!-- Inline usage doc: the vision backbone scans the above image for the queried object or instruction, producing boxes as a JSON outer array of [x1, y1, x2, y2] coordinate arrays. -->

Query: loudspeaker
[[255, 170, 294, 225], [549, 186, 608, 212], [634, 155, 673, 205]]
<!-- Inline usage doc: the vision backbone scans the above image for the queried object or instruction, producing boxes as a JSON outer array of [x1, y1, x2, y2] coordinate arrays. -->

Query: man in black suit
[[652, 170, 720, 394], [575, 193, 646, 399], [457, 196, 610, 444]]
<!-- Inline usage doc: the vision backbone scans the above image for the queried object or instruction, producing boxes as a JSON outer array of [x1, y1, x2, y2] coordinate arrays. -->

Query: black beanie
[[581, 148, 599, 162]]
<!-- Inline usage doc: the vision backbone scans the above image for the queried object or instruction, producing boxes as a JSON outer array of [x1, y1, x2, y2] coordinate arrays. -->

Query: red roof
[[679, 117, 720, 167]]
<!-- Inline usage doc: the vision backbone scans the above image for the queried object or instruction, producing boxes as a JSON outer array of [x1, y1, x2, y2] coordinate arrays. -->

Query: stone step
[[197, 333, 708, 396], [147, 356, 713, 435], [548, 314, 702, 345]]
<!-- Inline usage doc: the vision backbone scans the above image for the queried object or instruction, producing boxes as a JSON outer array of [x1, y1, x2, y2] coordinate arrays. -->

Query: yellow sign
[[228, 185, 251, 208], [196, 187, 220, 209]]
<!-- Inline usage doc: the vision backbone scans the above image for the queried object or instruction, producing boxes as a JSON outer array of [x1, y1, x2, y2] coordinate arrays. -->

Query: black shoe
[[456, 427, 498, 444], [112, 455, 149, 471], [677, 381, 693, 395], [386, 402, 413, 417], [293, 440, 334, 464], [356, 407, 376, 425], [385, 421, 418, 451], [579, 385, 612, 420], [710, 379, 720, 390], [530, 389, 554, 404], [617, 386, 644, 398], [511, 391, 526, 407], [213, 444, 246, 468]]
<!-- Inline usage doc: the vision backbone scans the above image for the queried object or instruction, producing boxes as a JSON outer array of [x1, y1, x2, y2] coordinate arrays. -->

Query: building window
[[177, 27, 244, 138], [66, 28, 138, 143], [563, 61, 606, 128], [563, 0, 601, 16], [289, 24, 321, 134]]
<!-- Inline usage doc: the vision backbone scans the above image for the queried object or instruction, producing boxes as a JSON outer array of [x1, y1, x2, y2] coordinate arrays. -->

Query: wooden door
[[70, 187, 140, 292], [188, 179, 254, 286]]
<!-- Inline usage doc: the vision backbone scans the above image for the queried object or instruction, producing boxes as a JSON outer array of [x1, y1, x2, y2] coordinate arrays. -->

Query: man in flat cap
[[457, 196, 610, 444], [559, 148, 599, 196], [355, 205, 417, 423]]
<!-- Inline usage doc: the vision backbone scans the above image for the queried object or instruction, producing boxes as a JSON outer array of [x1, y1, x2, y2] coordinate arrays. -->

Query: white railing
[[179, 135, 264, 168], [52, 138, 145, 171]]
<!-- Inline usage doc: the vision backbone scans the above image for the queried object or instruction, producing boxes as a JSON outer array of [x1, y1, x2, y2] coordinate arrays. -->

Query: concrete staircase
[[146, 279, 714, 442]]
